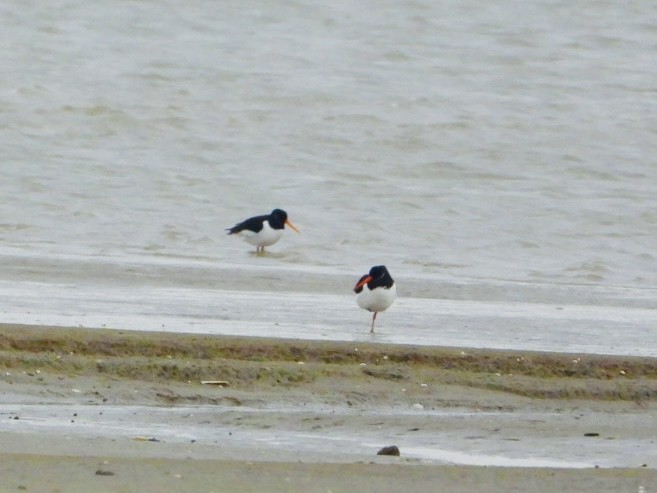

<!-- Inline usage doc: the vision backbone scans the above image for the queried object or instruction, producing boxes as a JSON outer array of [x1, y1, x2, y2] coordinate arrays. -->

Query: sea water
[[2, 0, 657, 354]]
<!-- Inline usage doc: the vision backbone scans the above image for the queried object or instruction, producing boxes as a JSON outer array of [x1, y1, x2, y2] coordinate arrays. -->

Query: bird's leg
[[370, 312, 378, 333]]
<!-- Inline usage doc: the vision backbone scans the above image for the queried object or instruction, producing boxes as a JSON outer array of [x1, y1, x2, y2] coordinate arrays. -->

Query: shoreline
[[2, 323, 656, 402], [2, 323, 657, 492]]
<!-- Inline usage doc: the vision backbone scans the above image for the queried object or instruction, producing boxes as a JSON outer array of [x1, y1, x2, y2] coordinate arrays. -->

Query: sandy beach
[[1, 323, 656, 492]]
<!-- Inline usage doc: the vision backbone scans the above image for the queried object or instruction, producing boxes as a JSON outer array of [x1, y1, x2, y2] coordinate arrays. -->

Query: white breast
[[240, 221, 283, 247], [356, 283, 396, 312]]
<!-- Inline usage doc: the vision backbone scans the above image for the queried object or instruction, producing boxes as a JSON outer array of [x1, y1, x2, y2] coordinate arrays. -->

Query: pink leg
[[370, 312, 378, 333]]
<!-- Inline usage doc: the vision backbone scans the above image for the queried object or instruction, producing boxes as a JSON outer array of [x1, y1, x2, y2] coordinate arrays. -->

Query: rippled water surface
[[1, 0, 656, 352]]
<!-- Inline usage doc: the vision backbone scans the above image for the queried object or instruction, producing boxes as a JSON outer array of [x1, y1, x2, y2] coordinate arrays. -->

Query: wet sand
[[2, 451, 655, 493], [1, 323, 656, 492]]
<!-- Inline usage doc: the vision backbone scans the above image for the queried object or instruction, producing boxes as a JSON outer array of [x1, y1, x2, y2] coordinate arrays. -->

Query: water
[[2, 0, 657, 354], [3, 403, 655, 468]]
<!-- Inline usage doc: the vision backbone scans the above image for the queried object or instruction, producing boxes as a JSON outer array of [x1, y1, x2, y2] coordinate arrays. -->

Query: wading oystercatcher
[[227, 208, 300, 253], [354, 265, 396, 333]]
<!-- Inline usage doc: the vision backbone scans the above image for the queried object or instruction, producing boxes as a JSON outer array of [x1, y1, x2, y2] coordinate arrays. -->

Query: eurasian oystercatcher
[[227, 208, 300, 253], [353, 265, 396, 333]]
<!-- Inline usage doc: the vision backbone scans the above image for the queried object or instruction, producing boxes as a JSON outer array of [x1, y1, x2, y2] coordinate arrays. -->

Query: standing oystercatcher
[[227, 208, 300, 253], [353, 265, 396, 333]]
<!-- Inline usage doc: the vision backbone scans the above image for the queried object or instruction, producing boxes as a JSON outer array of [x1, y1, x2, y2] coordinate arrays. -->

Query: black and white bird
[[227, 208, 300, 253], [353, 265, 396, 333]]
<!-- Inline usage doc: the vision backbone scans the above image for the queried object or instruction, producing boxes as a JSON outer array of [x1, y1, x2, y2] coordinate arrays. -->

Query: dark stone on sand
[[95, 469, 115, 476], [584, 432, 600, 437], [377, 445, 400, 456]]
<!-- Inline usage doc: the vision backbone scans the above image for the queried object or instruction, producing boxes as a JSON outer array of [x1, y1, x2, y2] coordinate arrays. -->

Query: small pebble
[[377, 445, 400, 456]]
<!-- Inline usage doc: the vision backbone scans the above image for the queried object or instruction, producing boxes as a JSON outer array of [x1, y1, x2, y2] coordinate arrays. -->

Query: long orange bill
[[285, 219, 300, 233], [355, 276, 373, 290]]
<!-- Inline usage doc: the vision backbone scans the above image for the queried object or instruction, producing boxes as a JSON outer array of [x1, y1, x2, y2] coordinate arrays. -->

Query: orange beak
[[355, 276, 373, 290], [285, 219, 300, 233]]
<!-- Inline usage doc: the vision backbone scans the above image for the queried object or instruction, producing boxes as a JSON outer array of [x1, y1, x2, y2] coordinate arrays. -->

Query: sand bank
[[1, 323, 656, 492]]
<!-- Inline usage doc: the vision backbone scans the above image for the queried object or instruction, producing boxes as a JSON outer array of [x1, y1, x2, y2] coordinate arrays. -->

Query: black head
[[369, 265, 394, 287], [268, 209, 300, 233], [268, 209, 288, 229], [369, 265, 391, 279], [354, 265, 394, 292]]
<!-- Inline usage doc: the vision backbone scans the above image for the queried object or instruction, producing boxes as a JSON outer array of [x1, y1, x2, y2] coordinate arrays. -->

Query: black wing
[[226, 214, 267, 235]]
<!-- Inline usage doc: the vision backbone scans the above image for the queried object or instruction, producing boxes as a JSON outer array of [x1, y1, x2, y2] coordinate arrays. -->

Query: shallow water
[[3, 279, 657, 356], [1, 0, 657, 352], [1, 402, 654, 469]]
